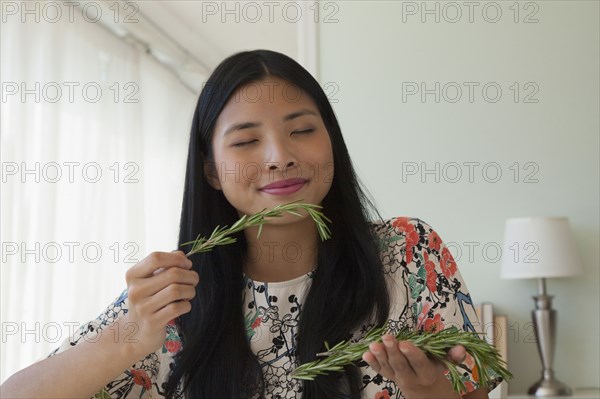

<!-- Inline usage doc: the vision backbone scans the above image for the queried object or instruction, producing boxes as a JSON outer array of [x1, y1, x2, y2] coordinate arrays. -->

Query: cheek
[[307, 145, 334, 187], [322, 162, 334, 185], [242, 162, 261, 183], [216, 154, 261, 189], [316, 137, 334, 181], [211, 143, 252, 199]]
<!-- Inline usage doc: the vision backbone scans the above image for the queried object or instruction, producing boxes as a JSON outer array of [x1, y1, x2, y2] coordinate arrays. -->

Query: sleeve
[[389, 217, 503, 396], [46, 288, 181, 399]]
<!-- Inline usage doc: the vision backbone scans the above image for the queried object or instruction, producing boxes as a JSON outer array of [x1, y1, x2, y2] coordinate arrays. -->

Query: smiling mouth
[[259, 180, 307, 195]]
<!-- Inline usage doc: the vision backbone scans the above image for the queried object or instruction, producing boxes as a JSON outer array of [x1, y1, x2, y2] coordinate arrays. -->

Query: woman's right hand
[[120, 250, 199, 358]]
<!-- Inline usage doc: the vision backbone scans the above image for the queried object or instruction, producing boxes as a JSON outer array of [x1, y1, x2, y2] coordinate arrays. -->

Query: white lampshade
[[500, 217, 584, 279]]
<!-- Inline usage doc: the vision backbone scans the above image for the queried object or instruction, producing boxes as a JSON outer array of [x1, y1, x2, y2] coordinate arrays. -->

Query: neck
[[242, 216, 318, 283]]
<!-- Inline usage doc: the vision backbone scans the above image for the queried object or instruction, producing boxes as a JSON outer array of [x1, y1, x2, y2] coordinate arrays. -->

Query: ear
[[204, 162, 222, 190]]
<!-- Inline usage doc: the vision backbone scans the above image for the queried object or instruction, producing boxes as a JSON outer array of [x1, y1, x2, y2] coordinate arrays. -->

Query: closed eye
[[293, 129, 314, 135], [232, 140, 257, 147], [232, 129, 313, 147]]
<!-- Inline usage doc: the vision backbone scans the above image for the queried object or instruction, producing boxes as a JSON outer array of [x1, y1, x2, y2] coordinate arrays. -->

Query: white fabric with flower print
[[47, 217, 497, 399]]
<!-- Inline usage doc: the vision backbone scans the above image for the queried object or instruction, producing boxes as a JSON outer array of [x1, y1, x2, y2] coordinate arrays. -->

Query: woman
[[1, 50, 498, 398]]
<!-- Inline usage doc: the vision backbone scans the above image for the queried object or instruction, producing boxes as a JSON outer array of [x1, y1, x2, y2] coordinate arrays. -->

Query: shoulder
[[367, 216, 456, 286], [368, 216, 443, 256], [369, 216, 440, 236]]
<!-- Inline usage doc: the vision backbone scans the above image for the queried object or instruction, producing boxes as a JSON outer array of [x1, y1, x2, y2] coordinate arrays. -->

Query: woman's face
[[207, 77, 334, 223]]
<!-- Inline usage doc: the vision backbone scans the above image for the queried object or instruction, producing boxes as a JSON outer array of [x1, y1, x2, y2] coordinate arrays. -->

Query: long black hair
[[164, 49, 390, 398]]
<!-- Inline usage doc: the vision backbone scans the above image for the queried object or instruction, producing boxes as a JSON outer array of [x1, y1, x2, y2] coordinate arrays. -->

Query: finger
[[367, 341, 392, 375], [362, 351, 381, 373], [147, 251, 193, 276], [143, 283, 197, 315], [447, 345, 467, 364], [128, 252, 193, 280], [398, 341, 438, 385], [153, 299, 193, 326], [382, 335, 414, 382], [155, 250, 193, 275], [134, 268, 199, 299]]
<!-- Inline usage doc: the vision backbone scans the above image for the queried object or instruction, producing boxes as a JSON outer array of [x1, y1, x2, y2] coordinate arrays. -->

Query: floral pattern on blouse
[[47, 217, 501, 398]]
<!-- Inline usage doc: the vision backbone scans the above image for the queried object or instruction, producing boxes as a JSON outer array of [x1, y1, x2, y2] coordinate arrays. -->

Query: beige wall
[[319, 1, 599, 394]]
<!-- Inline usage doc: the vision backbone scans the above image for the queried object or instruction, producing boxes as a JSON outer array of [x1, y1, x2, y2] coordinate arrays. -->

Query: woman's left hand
[[362, 334, 467, 399]]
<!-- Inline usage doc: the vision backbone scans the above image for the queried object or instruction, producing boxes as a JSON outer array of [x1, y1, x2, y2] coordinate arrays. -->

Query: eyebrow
[[223, 109, 318, 137]]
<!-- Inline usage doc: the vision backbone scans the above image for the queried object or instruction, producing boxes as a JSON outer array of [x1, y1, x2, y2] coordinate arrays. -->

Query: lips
[[260, 178, 307, 190], [259, 178, 307, 195]]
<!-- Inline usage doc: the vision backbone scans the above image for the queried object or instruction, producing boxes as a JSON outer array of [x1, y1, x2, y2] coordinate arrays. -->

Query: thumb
[[171, 249, 191, 262], [446, 345, 467, 364]]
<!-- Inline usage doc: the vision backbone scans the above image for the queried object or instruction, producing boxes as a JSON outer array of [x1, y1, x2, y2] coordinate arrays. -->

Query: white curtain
[[1, 7, 198, 382]]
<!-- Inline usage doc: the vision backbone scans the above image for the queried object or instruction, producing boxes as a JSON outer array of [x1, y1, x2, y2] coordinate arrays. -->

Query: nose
[[263, 136, 298, 175], [266, 161, 295, 172]]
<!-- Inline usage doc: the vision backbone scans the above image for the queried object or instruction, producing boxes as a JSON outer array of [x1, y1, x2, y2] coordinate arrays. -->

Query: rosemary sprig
[[180, 199, 333, 256], [291, 324, 513, 395]]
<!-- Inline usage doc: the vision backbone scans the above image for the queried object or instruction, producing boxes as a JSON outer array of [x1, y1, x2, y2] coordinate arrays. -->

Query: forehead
[[217, 78, 318, 121]]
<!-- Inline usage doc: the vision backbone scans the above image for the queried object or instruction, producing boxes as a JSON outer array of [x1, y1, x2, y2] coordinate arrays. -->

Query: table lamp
[[500, 217, 584, 396]]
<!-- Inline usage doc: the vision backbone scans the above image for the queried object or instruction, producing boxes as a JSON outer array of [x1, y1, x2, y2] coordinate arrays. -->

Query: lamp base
[[528, 375, 572, 397]]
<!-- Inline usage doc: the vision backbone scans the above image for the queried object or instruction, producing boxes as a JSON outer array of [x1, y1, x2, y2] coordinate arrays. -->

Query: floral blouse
[[47, 217, 500, 398]]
